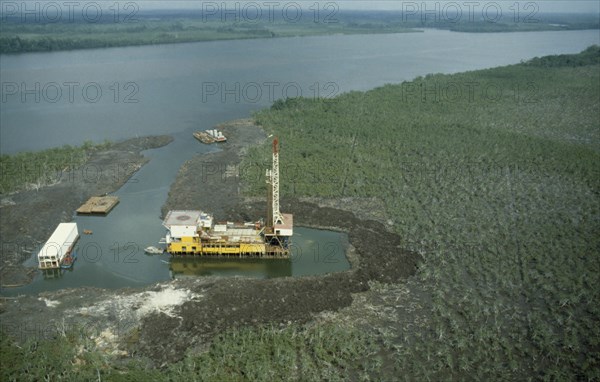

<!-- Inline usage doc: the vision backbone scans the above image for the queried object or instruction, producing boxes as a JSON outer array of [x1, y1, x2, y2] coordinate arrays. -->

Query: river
[[1, 29, 598, 294]]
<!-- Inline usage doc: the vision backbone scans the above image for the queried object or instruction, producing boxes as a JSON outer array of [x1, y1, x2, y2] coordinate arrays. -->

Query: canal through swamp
[[7, 131, 350, 296]]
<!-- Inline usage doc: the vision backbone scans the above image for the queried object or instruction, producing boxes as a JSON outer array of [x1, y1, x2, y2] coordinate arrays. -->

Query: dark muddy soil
[[162, 119, 264, 221], [0, 136, 173, 287], [139, 198, 421, 365], [0, 120, 420, 368], [145, 119, 421, 365]]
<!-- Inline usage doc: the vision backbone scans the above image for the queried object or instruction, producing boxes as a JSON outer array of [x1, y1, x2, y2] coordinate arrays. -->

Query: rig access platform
[[162, 138, 293, 257]]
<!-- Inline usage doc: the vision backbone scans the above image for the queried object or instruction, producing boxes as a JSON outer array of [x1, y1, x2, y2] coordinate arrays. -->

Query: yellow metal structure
[[162, 138, 292, 258], [168, 240, 290, 257]]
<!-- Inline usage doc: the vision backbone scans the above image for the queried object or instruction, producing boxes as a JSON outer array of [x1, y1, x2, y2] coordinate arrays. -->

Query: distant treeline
[[0, 21, 276, 53], [1, 10, 598, 54]]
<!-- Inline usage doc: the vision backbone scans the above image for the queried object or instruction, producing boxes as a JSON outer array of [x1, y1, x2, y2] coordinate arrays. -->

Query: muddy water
[[2, 30, 599, 154], [169, 228, 350, 279], [5, 133, 350, 296]]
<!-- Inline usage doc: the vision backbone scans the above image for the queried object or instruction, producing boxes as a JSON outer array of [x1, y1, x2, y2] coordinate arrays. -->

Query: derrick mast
[[266, 137, 285, 226], [265, 137, 293, 248]]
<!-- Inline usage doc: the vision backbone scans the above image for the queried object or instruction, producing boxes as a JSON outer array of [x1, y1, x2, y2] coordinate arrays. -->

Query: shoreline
[[0, 135, 173, 288], [4, 26, 598, 56], [0, 118, 420, 366], [0, 29, 422, 56]]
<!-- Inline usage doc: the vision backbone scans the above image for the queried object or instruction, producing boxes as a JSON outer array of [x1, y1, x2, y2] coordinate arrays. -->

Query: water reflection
[[166, 227, 351, 279], [169, 257, 292, 278]]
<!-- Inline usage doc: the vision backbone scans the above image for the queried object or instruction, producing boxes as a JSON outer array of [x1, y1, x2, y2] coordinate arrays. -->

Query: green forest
[[240, 46, 600, 380], [0, 140, 111, 194], [1, 47, 599, 380], [0, 15, 418, 54]]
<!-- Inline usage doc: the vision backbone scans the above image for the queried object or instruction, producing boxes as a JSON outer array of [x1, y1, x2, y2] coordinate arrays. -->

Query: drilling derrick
[[163, 136, 292, 258], [266, 137, 285, 226], [264, 137, 293, 252]]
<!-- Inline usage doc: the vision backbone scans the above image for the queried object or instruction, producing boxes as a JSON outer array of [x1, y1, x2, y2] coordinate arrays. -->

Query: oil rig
[[163, 137, 293, 257]]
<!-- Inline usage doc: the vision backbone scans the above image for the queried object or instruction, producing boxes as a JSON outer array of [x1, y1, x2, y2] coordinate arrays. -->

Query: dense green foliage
[[0, 324, 126, 381], [1, 11, 597, 54], [241, 47, 600, 380], [167, 324, 380, 381], [1, 323, 380, 381], [525, 45, 600, 67], [0, 140, 110, 194]]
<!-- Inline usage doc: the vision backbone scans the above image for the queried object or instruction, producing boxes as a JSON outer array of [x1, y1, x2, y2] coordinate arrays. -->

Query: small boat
[[83, 229, 93, 235], [193, 129, 226, 144], [145, 246, 164, 254], [209, 129, 227, 142], [61, 252, 77, 269]]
